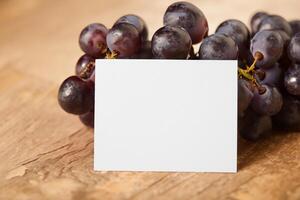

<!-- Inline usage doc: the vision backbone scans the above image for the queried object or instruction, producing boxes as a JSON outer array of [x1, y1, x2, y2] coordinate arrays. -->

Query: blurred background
[[1, 0, 300, 84]]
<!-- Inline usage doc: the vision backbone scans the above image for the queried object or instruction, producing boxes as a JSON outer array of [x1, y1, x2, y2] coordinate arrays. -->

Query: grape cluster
[[58, 2, 300, 141]]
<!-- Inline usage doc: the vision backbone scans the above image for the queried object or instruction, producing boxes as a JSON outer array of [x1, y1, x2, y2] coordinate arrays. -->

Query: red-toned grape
[[79, 111, 94, 128], [79, 23, 108, 58], [106, 23, 141, 58], [151, 26, 192, 59], [58, 76, 94, 115], [114, 14, 148, 41], [163, 1, 208, 44], [75, 54, 96, 79]]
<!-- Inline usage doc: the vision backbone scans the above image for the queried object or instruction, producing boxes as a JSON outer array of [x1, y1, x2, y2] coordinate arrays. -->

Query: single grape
[[250, 84, 283, 116], [257, 63, 283, 87], [163, 1, 208, 44], [284, 63, 300, 96], [198, 34, 238, 60], [79, 111, 94, 128], [58, 76, 94, 115], [75, 54, 96, 79], [151, 26, 192, 59], [238, 79, 254, 117], [258, 15, 292, 36], [114, 14, 148, 41], [106, 23, 141, 58], [239, 109, 272, 141], [288, 33, 300, 63], [215, 19, 250, 59], [131, 40, 152, 59], [289, 20, 300, 36], [79, 23, 108, 58], [250, 12, 269, 35], [273, 95, 300, 131], [250, 30, 284, 68]]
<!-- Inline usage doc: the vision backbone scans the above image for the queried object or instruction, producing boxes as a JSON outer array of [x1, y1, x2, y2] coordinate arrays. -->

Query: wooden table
[[0, 0, 299, 199]]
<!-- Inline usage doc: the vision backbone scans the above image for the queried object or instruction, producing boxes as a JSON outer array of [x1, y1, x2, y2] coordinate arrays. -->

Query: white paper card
[[95, 60, 237, 173]]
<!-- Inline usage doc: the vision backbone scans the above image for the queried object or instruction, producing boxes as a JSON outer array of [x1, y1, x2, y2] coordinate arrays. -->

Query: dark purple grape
[[58, 76, 94, 115], [131, 40, 152, 59], [288, 33, 300, 63], [239, 109, 272, 141], [79, 111, 94, 128], [163, 1, 208, 44], [250, 30, 284, 68], [106, 23, 141, 58], [250, 85, 283, 116], [250, 12, 269, 35], [79, 23, 108, 58], [215, 19, 250, 59], [198, 34, 238, 60], [258, 63, 283, 87], [289, 20, 300, 36], [114, 14, 148, 41], [273, 95, 300, 131], [75, 54, 96, 79], [238, 79, 254, 117], [151, 26, 192, 59], [258, 15, 292, 36], [284, 63, 300, 96]]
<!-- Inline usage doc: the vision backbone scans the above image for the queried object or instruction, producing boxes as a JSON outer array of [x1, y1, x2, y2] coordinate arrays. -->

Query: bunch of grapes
[[58, 2, 300, 141]]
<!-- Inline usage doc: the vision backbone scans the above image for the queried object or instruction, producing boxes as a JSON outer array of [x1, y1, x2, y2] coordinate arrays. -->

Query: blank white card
[[95, 60, 237, 173]]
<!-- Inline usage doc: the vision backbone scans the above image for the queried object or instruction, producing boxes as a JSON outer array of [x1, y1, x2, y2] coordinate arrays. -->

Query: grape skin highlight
[[106, 23, 141, 58], [163, 1, 208, 44], [250, 30, 284, 68], [114, 14, 148, 41], [79, 23, 108, 58], [151, 26, 192, 59], [58, 76, 94, 115], [198, 34, 238, 60]]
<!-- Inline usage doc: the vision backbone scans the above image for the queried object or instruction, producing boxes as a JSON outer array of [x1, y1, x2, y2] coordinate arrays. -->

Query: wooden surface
[[0, 0, 300, 199]]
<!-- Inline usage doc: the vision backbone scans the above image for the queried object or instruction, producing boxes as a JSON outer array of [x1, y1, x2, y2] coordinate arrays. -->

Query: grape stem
[[105, 51, 118, 59], [238, 51, 265, 94], [245, 52, 263, 73]]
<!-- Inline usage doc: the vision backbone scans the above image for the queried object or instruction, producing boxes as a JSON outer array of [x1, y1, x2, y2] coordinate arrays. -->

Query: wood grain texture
[[0, 0, 299, 199]]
